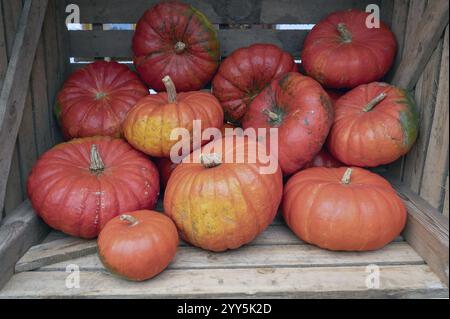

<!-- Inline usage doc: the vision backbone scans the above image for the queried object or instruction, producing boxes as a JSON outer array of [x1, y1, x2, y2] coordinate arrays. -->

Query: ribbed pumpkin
[[328, 82, 419, 167], [283, 167, 407, 251], [27, 137, 160, 238], [56, 61, 149, 139], [132, 1, 220, 92], [304, 148, 343, 169], [212, 44, 297, 123], [242, 72, 334, 175], [98, 210, 179, 281], [302, 9, 397, 89], [123, 76, 224, 157], [164, 135, 283, 252]]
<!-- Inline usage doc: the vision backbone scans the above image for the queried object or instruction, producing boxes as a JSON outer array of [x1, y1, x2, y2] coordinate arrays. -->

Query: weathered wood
[[391, 0, 449, 90], [444, 176, 449, 217], [67, 0, 380, 24], [0, 200, 48, 290], [403, 40, 443, 192], [1, 265, 446, 298], [3, 148, 24, 216], [68, 29, 305, 58], [420, 25, 449, 209], [0, 0, 49, 213], [386, 0, 409, 81], [0, 1, 7, 90], [403, 0, 427, 54], [390, 180, 450, 287]]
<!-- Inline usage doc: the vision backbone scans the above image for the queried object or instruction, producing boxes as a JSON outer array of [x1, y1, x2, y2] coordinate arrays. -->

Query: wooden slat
[[419, 25, 449, 210], [0, 1, 7, 89], [391, 0, 449, 90], [0, 0, 48, 214], [390, 181, 450, 287], [68, 29, 305, 58], [1, 265, 446, 298], [444, 176, 449, 217], [403, 40, 444, 192], [403, 0, 427, 54], [0, 200, 48, 290], [3, 149, 24, 216], [68, 0, 380, 24]]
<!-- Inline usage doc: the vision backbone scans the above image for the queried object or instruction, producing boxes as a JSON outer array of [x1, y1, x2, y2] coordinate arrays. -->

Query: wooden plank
[[68, 0, 380, 24], [403, 0, 427, 54], [390, 180, 450, 287], [0, 0, 49, 214], [379, 0, 394, 28], [0, 200, 49, 290], [0, 0, 7, 89], [3, 148, 24, 216], [1, 265, 446, 298], [392, 0, 449, 90], [444, 176, 449, 217], [403, 40, 444, 192], [420, 25, 449, 209], [68, 29, 305, 58]]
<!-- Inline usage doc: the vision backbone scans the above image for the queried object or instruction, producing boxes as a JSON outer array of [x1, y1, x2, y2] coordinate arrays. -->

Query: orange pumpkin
[[283, 167, 407, 251], [328, 82, 419, 167], [164, 135, 283, 252], [123, 76, 224, 157], [98, 210, 178, 281]]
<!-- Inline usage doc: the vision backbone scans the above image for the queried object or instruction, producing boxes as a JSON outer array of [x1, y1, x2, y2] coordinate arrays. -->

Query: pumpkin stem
[[162, 75, 177, 103], [341, 168, 353, 184], [89, 144, 105, 173], [174, 41, 186, 54], [337, 23, 352, 43], [120, 214, 139, 227], [200, 153, 222, 168], [263, 109, 279, 121], [363, 92, 387, 112]]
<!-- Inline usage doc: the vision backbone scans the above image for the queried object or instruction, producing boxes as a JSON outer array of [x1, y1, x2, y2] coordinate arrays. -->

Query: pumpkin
[[242, 72, 334, 175], [304, 148, 343, 169], [56, 61, 149, 139], [164, 135, 283, 252], [27, 137, 160, 238], [98, 210, 179, 281], [301, 9, 397, 89], [326, 89, 345, 106], [155, 157, 179, 189], [212, 44, 297, 123], [328, 82, 419, 167], [123, 76, 224, 157], [283, 167, 407, 251], [132, 1, 219, 92]]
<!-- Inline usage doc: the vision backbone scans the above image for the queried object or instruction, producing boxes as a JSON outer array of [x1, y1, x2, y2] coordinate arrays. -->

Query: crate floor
[[0, 222, 448, 298]]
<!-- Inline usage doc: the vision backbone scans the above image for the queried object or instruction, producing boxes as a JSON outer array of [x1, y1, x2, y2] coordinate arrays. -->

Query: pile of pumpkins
[[27, 2, 418, 281]]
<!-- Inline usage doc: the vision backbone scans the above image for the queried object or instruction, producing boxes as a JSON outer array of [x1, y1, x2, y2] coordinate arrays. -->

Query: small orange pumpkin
[[98, 210, 179, 281], [283, 167, 406, 251]]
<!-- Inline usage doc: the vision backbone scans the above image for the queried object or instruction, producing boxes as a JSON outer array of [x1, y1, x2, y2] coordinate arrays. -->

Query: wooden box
[[0, 0, 448, 298]]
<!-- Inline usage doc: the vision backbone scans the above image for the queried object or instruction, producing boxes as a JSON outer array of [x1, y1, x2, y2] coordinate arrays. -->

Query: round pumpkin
[[155, 157, 179, 189], [132, 1, 219, 92], [304, 148, 343, 169], [328, 82, 419, 167], [212, 44, 297, 123], [242, 72, 334, 175], [27, 137, 160, 238], [302, 9, 397, 89], [123, 76, 224, 157], [164, 135, 283, 252], [56, 61, 149, 139], [283, 167, 407, 251], [98, 210, 178, 281]]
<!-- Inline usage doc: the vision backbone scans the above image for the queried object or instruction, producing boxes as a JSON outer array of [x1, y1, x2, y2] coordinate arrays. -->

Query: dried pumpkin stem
[[200, 153, 222, 168], [263, 109, 280, 121], [337, 23, 352, 43], [162, 75, 177, 103], [341, 168, 353, 184], [89, 144, 105, 172], [363, 92, 387, 112], [120, 214, 139, 226], [174, 41, 186, 54]]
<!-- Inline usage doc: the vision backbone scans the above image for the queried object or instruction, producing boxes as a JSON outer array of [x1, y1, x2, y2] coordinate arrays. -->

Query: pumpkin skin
[[328, 82, 419, 167], [155, 157, 179, 189], [242, 72, 334, 176], [212, 44, 298, 123], [132, 1, 219, 92], [326, 89, 345, 107], [123, 76, 224, 157], [164, 136, 283, 252], [27, 137, 160, 238], [302, 9, 397, 89], [56, 61, 149, 139], [98, 210, 179, 281], [304, 148, 343, 169], [283, 167, 407, 251]]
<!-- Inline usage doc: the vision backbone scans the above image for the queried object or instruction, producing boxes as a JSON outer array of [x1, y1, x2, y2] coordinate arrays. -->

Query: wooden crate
[[0, 0, 448, 298]]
